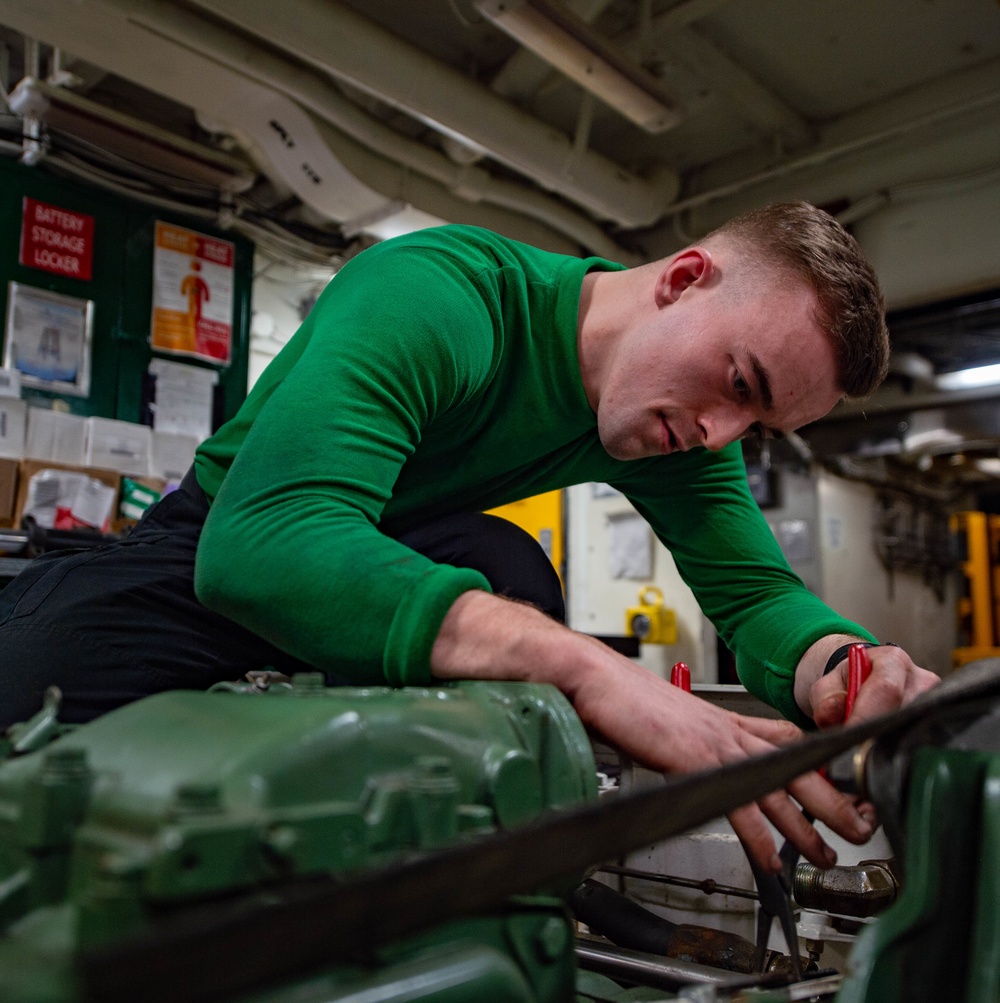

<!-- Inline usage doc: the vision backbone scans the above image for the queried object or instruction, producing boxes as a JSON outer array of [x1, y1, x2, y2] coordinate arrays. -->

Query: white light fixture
[[974, 457, 1000, 476], [474, 0, 681, 133], [935, 363, 1000, 391], [9, 77, 257, 191]]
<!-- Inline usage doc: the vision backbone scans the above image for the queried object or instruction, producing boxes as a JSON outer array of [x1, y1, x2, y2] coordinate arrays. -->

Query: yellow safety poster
[[150, 221, 234, 364]]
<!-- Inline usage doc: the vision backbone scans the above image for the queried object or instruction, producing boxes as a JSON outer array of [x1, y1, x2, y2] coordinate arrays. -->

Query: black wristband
[[822, 641, 898, 676]]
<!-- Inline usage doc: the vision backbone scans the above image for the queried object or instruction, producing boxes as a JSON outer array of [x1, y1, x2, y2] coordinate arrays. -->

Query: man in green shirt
[[0, 202, 937, 873]]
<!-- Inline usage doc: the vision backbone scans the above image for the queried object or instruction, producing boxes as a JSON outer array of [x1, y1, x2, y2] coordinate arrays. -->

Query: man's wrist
[[822, 640, 899, 677], [794, 634, 872, 719]]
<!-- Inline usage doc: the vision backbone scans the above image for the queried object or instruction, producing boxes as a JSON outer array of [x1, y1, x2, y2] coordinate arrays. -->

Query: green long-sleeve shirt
[[194, 225, 873, 725]]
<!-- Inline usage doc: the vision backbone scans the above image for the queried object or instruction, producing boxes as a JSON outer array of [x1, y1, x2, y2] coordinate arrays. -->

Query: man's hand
[[431, 591, 875, 874], [797, 637, 940, 728]]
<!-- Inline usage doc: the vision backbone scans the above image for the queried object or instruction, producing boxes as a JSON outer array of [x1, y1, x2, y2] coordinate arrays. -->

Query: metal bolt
[[414, 756, 458, 794], [173, 782, 222, 814], [43, 746, 86, 765], [265, 825, 298, 855], [535, 916, 568, 962], [291, 672, 326, 694]]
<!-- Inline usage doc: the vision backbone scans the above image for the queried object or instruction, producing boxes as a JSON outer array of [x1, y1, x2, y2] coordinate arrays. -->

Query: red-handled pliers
[[844, 642, 873, 720], [764, 643, 874, 973]]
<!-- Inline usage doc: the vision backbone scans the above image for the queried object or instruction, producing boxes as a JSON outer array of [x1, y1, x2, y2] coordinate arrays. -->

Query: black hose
[[570, 879, 676, 956]]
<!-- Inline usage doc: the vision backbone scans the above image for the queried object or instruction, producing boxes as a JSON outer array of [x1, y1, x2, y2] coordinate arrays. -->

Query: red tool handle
[[844, 643, 873, 720], [670, 661, 691, 692]]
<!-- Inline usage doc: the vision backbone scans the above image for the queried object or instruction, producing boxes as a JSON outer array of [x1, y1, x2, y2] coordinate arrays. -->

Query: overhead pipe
[[1, 0, 610, 254], [664, 58, 1000, 221], [0, 1, 399, 223], [116, 0, 635, 258], [306, 111, 639, 260], [186, 0, 679, 227]]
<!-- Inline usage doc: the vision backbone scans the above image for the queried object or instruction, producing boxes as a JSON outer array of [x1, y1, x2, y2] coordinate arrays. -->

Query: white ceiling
[[2, 1, 998, 261]]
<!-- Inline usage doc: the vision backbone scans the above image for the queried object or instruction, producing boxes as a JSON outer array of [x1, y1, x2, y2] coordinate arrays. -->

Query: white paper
[[24, 470, 114, 530], [71, 478, 116, 529], [148, 358, 217, 442], [607, 510, 653, 580], [152, 430, 199, 479]]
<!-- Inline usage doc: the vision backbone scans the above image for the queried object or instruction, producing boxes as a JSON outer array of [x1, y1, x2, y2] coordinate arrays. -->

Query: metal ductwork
[[0, 0, 666, 257], [184, 0, 679, 227]]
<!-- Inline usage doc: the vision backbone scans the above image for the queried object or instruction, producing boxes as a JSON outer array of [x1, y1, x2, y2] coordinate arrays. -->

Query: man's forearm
[[429, 589, 610, 704], [428, 589, 878, 875]]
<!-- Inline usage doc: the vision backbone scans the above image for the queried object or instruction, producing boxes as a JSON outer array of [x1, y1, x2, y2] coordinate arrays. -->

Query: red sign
[[19, 197, 95, 280]]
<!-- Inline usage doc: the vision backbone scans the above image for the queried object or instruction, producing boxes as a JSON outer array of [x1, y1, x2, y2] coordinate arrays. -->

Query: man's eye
[[734, 373, 750, 398]]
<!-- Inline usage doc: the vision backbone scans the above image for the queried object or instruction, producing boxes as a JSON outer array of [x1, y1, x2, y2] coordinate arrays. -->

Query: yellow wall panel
[[486, 491, 564, 582]]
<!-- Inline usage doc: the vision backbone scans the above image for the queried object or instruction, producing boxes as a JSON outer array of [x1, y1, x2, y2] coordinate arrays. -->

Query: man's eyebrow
[[747, 351, 773, 411]]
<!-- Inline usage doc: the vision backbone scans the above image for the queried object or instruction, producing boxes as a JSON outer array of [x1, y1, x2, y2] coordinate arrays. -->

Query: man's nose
[[698, 410, 749, 451]]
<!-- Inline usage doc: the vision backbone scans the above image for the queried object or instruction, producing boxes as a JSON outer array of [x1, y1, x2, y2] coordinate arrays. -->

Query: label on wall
[[19, 197, 95, 280], [150, 221, 234, 364]]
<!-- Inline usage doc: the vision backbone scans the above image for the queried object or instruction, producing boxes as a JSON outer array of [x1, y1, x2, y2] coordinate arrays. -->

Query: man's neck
[[577, 266, 653, 413]]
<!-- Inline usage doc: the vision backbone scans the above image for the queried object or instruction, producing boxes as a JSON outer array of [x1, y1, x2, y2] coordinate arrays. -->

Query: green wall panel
[[0, 156, 252, 427]]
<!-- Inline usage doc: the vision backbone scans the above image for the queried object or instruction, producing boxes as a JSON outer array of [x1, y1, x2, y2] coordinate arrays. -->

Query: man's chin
[[600, 436, 653, 462]]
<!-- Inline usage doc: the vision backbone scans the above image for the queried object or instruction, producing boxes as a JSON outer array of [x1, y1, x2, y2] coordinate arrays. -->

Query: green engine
[[3, 666, 1000, 1003], [0, 676, 597, 1003]]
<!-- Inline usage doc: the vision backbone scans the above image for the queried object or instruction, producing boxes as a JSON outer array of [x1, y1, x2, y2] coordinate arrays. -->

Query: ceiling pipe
[[305, 109, 640, 261], [489, 0, 615, 102], [669, 58, 1000, 222], [472, 0, 682, 134], [117, 0, 633, 258], [0, 0, 631, 255], [0, 0, 399, 224], [186, 0, 679, 227]]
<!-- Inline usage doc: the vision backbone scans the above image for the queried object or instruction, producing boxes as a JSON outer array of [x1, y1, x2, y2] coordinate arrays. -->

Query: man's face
[[595, 266, 842, 460]]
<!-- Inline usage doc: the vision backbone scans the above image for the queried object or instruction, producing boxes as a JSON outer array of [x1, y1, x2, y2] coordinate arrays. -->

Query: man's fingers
[[849, 663, 939, 720], [736, 713, 804, 746], [812, 687, 848, 728], [727, 803, 781, 873], [812, 646, 943, 726], [787, 770, 874, 845], [850, 661, 905, 720], [733, 777, 873, 873], [757, 790, 836, 868]]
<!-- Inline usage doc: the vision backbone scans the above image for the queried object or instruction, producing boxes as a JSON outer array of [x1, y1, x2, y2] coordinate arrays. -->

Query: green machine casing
[[0, 677, 597, 1002]]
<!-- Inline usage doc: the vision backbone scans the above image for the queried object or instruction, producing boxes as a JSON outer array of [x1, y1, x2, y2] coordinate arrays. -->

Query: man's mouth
[[661, 417, 678, 453]]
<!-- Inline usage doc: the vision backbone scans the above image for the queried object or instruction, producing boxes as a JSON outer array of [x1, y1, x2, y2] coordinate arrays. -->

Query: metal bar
[[575, 937, 744, 989], [597, 864, 759, 901]]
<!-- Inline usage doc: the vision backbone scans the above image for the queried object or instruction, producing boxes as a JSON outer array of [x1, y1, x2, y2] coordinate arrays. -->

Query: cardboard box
[[14, 460, 120, 532], [25, 408, 87, 465], [0, 398, 27, 460], [0, 457, 19, 527], [85, 417, 152, 476]]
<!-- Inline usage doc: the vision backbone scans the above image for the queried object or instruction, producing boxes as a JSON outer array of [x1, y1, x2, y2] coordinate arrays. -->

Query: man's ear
[[654, 247, 714, 306]]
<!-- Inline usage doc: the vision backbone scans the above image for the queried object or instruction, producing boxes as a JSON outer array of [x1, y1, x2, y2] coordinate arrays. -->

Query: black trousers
[[0, 469, 564, 729]]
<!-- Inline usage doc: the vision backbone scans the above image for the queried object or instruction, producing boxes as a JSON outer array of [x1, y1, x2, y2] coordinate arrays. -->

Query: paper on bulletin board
[[148, 358, 217, 442], [607, 510, 653, 580], [150, 221, 234, 364]]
